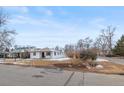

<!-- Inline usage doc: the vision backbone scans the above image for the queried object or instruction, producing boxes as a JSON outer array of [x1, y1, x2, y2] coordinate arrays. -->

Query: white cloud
[[45, 10, 53, 16], [10, 15, 85, 47], [9, 14, 100, 47], [89, 18, 106, 29], [3, 6, 29, 14], [35, 7, 53, 16], [19, 7, 29, 13], [10, 15, 71, 30], [10, 15, 50, 26]]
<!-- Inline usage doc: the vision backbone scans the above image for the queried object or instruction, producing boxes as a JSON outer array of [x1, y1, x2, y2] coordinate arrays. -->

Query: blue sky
[[2, 6, 124, 48]]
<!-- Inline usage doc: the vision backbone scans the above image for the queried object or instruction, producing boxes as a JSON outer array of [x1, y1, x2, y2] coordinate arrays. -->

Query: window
[[46, 52, 51, 56], [54, 52, 56, 56], [33, 52, 36, 56]]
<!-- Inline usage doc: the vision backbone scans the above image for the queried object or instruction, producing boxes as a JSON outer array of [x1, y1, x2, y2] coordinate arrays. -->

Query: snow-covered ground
[[47, 58, 71, 61], [96, 58, 109, 62], [0, 57, 109, 62], [0, 59, 4, 63]]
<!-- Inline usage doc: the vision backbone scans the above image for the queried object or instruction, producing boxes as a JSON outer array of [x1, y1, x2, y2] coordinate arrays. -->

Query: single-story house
[[5, 47, 65, 59], [8, 48, 31, 59], [30, 48, 65, 59]]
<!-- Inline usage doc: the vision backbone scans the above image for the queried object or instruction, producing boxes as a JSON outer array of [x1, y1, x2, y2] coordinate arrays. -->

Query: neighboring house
[[30, 48, 65, 59], [9, 48, 33, 59]]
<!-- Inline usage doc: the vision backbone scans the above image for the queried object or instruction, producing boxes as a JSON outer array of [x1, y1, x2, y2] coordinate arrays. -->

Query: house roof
[[30, 48, 64, 52], [10, 47, 64, 53], [41, 48, 51, 51]]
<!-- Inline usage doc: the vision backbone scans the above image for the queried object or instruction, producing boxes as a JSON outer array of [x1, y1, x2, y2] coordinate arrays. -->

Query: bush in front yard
[[79, 50, 97, 61], [88, 61, 98, 67]]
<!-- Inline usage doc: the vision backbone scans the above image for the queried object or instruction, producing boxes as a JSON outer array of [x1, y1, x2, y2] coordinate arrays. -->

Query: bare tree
[[0, 29, 16, 59], [0, 8, 8, 27], [55, 46, 59, 50], [77, 37, 93, 50], [0, 7, 16, 60], [100, 26, 115, 55], [94, 36, 108, 56], [0, 30, 16, 49], [106, 26, 115, 54], [83, 37, 93, 49], [94, 26, 116, 56], [64, 44, 76, 58], [77, 39, 84, 50]]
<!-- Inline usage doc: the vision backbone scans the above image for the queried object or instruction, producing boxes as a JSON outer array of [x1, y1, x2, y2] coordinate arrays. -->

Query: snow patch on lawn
[[96, 58, 109, 62], [48, 58, 71, 61], [0, 59, 4, 63]]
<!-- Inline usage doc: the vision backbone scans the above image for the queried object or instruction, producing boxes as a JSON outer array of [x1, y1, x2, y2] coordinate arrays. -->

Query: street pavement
[[98, 56, 124, 65], [0, 64, 124, 86]]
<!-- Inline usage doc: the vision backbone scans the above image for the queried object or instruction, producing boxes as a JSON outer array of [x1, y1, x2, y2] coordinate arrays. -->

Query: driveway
[[0, 64, 124, 86], [98, 57, 124, 65]]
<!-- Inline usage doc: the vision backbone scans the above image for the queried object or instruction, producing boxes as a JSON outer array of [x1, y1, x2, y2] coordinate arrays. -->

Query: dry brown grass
[[2, 58, 124, 75], [52, 60, 124, 75], [3, 58, 78, 67], [95, 62, 124, 74], [30, 59, 80, 67]]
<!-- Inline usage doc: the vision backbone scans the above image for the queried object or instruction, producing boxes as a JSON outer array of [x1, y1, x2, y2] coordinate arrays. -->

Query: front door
[[42, 52, 45, 58]]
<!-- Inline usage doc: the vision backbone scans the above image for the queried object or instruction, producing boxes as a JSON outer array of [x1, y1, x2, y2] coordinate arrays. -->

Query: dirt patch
[[93, 62, 124, 74], [54, 63, 87, 70], [54, 61, 124, 75], [3, 63, 15, 65]]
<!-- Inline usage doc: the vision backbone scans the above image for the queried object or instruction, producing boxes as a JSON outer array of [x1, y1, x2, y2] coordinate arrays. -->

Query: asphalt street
[[0, 64, 124, 86]]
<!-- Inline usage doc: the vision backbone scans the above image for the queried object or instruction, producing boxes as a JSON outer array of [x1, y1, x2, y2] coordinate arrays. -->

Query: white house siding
[[44, 52, 51, 59], [30, 50, 65, 59], [30, 52, 41, 59], [50, 51, 65, 59], [45, 56, 51, 59]]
